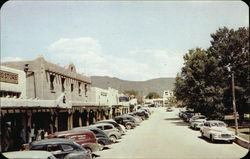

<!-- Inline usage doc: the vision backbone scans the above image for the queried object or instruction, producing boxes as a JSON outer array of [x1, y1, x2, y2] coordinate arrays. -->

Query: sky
[[1, 0, 249, 81]]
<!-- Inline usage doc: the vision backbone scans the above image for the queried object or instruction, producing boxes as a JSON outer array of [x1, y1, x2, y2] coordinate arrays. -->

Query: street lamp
[[227, 66, 239, 135]]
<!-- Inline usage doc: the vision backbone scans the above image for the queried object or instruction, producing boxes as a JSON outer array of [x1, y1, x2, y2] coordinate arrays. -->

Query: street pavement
[[95, 107, 248, 159]]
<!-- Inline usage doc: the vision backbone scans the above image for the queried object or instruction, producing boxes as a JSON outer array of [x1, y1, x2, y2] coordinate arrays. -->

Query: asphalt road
[[95, 107, 248, 159]]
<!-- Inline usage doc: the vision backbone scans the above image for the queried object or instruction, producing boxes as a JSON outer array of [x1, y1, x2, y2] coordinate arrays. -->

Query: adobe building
[[90, 87, 130, 118], [1, 57, 110, 133]]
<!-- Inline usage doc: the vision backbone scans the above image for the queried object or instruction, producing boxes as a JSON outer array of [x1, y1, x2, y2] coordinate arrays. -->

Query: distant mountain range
[[90, 76, 175, 97]]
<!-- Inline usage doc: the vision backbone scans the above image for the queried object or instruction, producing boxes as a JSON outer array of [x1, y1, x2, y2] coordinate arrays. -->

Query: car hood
[[211, 127, 230, 132]]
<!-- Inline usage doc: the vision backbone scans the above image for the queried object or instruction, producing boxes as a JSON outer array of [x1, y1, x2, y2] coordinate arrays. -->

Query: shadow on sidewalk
[[198, 136, 233, 145]]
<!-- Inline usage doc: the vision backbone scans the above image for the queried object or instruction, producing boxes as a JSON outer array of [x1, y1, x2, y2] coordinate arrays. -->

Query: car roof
[[205, 120, 225, 123], [50, 129, 91, 136], [3, 150, 54, 158], [31, 138, 75, 145], [91, 123, 114, 127]]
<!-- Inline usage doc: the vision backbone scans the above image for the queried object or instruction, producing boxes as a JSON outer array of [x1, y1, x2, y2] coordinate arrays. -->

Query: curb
[[234, 136, 250, 149]]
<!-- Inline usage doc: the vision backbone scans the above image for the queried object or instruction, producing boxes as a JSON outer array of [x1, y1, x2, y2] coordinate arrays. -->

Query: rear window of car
[[30, 145, 46, 150], [97, 126, 103, 130], [61, 144, 74, 151], [104, 125, 113, 130], [47, 144, 62, 152]]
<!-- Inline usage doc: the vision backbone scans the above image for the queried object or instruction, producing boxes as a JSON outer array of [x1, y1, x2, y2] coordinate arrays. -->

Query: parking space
[[95, 107, 248, 159]]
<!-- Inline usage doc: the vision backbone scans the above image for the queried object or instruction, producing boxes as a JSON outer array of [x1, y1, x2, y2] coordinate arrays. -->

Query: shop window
[[78, 82, 81, 95], [50, 74, 55, 90], [61, 78, 65, 92]]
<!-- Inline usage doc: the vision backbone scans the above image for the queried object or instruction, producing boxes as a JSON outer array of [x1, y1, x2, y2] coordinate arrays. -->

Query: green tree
[[123, 90, 139, 98], [146, 92, 161, 99], [208, 27, 249, 122], [174, 27, 249, 120]]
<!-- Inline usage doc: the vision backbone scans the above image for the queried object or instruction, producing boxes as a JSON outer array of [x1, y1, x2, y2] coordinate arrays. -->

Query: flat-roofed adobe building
[[1, 57, 109, 135]]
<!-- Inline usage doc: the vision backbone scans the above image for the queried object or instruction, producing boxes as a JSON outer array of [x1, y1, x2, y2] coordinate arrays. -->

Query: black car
[[114, 116, 136, 129], [73, 126, 113, 148], [134, 110, 149, 120], [182, 111, 195, 122], [29, 138, 91, 159]]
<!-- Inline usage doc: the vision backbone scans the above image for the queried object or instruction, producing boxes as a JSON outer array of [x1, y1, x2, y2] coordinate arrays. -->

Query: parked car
[[182, 111, 195, 122], [200, 120, 235, 143], [189, 115, 206, 123], [72, 126, 113, 150], [178, 110, 186, 118], [2, 150, 57, 159], [190, 119, 206, 130], [46, 129, 100, 153], [29, 138, 92, 159], [90, 123, 122, 143], [134, 110, 149, 120], [94, 119, 125, 135], [166, 107, 173, 112], [121, 114, 142, 125], [114, 116, 137, 129]]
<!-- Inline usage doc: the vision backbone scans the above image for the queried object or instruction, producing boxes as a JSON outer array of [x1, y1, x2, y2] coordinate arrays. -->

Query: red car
[[46, 129, 100, 153]]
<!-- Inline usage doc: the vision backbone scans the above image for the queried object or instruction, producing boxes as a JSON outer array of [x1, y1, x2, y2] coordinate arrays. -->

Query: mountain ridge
[[90, 76, 175, 96]]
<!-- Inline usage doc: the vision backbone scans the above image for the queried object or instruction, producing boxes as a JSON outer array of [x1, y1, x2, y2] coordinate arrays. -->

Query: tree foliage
[[123, 90, 139, 98], [146, 92, 161, 99], [174, 27, 249, 120]]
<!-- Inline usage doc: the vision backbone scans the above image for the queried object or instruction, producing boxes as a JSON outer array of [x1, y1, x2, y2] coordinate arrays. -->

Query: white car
[[2, 150, 56, 159], [190, 119, 206, 130], [189, 115, 206, 123], [200, 120, 235, 143]]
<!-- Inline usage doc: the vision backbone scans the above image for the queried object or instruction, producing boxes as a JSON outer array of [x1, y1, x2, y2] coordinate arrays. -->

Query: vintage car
[[90, 123, 122, 143], [29, 138, 92, 159], [114, 116, 137, 129], [166, 107, 173, 112], [121, 114, 142, 125], [182, 111, 195, 122], [73, 126, 113, 150], [2, 150, 56, 159], [189, 115, 206, 123], [190, 119, 206, 130], [94, 119, 125, 135], [46, 129, 100, 153], [200, 120, 235, 143]]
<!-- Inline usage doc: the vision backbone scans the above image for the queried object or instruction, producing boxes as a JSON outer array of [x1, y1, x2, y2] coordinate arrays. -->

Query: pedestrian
[[40, 129, 45, 139], [3, 123, 11, 152], [19, 125, 26, 150], [31, 124, 35, 142], [27, 126, 32, 143]]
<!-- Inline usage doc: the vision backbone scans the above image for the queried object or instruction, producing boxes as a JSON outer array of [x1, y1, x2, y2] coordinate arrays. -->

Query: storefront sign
[[0, 70, 18, 84]]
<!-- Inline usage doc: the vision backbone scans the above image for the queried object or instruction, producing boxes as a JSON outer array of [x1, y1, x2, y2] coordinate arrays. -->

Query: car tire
[[210, 135, 214, 143], [85, 147, 92, 154], [99, 142, 104, 151], [126, 124, 132, 129], [201, 131, 204, 137], [109, 135, 117, 143]]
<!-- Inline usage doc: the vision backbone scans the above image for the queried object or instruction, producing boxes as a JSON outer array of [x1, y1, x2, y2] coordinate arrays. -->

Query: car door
[[60, 144, 79, 158], [203, 123, 211, 137], [104, 125, 117, 137], [47, 144, 64, 159]]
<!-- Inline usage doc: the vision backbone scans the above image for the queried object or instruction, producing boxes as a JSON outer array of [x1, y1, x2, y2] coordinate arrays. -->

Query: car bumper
[[213, 136, 235, 142], [97, 138, 113, 145], [81, 143, 101, 152]]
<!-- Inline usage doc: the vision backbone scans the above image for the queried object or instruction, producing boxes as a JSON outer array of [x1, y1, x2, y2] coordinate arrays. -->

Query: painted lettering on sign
[[0, 70, 19, 84]]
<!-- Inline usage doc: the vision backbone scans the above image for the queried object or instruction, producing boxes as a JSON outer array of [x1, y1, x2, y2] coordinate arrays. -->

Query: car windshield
[[210, 122, 226, 127]]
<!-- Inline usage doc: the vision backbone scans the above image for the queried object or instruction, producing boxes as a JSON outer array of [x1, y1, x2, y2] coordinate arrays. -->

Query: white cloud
[[1, 56, 23, 62], [46, 37, 183, 81]]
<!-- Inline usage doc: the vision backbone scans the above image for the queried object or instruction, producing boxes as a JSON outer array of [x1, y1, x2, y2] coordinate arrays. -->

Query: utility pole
[[231, 71, 239, 135]]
